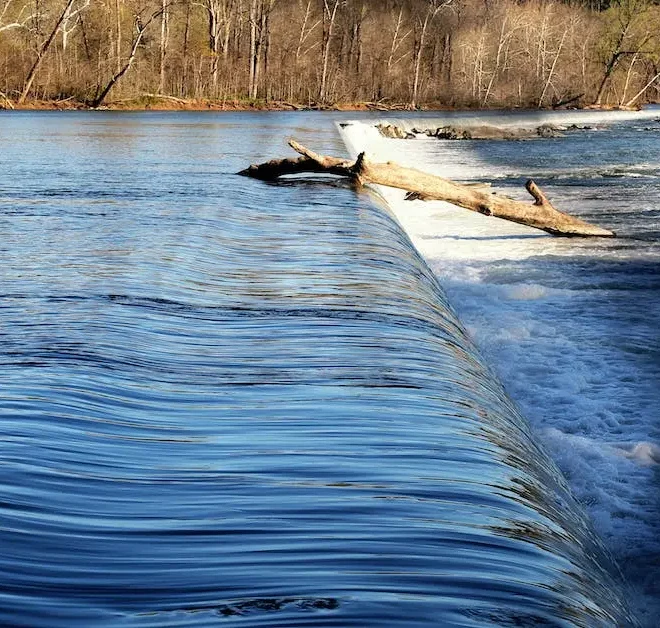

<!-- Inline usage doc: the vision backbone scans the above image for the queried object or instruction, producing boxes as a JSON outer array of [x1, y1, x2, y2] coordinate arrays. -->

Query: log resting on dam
[[239, 139, 615, 237], [236, 153, 636, 625]]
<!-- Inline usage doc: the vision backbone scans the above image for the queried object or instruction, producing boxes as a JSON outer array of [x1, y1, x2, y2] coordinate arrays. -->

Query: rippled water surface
[[0, 112, 638, 627]]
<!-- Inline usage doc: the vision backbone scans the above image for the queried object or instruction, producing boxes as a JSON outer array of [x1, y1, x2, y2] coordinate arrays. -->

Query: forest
[[0, 0, 659, 109]]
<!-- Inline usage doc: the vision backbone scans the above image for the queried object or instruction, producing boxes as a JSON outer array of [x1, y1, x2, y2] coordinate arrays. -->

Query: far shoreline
[[1, 96, 653, 114]]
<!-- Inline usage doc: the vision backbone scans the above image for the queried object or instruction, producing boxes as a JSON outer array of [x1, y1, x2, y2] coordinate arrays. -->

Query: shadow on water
[[419, 234, 548, 242], [262, 175, 361, 193]]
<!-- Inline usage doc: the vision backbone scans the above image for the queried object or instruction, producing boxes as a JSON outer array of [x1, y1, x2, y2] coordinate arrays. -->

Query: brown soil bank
[[2, 96, 645, 113], [3, 97, 412, 112]]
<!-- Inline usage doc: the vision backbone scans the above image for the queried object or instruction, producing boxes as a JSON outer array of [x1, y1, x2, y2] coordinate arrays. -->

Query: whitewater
[[340, 109, 660, 626]]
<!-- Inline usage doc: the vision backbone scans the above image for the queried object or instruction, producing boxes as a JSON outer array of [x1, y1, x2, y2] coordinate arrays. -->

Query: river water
[[341, 108, 660, 626], [0, 111, 654, 627]]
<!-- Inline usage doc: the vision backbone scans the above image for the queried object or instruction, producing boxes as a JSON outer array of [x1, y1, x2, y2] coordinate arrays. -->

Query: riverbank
[[1, 96, 415, 112], [1, 94, 649, 113]]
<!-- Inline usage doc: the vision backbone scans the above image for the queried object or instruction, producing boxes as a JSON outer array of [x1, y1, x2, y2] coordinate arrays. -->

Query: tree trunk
[[538, 27, 568, 108], [595, 52, 622, 106], [158, 0, 168, 93], [319, 0, 340, 103], [262, 5, 271, 101], [410, 15, 429, 109], [91, 24, 145, 107], [442, 32, 452, 84], [249, 0, 258, 98], [594, 21, 632, 106], [207, 0, 221, 97], [182, 0, 191, 95], [18, 0, 77, 103], [411, 2, 448, 109], [239, 139, 615, 238], [387, 7, 404, 72], [0, 90, 14, 109], [625, 70, 660, 107], [115, 0, 122, 73], [91, 9, 164, 108], [296, 1, 313, 61]]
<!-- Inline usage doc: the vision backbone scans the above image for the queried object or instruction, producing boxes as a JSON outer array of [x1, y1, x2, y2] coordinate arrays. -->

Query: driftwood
[[552, 93, 584, 109], [239, 140, 615, 237], [141, 93, 189, 104], [0, 91, 14, 109]]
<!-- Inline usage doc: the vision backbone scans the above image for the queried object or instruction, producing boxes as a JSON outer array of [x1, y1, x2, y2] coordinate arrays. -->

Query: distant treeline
[[1, 0, 659, 109]]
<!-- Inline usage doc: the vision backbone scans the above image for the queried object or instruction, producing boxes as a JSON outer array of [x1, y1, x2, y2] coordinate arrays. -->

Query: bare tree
[[387, 3, 411, 72], [158, 0, 169, 92], [91, 4, 166, 107], [200, 0, 222, 95], [0, 0, 658, 109], [296, 0, 320, 61], [481, 11, 522, 106], [411, 0, 452, 109], [594, 0, 651, 105], [249, 0, 259, 98], [18, 0, 77, 103], [319, 0, 341, 103], [59, 0, 89, 53], [538, 25, 568, 107], [0, 0, 34, 33], [625, 68, 660, 107], [115, 0, 122, 73]]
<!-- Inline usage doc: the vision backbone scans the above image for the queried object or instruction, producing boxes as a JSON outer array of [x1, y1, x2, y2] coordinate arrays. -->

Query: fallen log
[[239, 140, 615, 237], [552, 93, 584, 109], [0, 90, 14, 110]]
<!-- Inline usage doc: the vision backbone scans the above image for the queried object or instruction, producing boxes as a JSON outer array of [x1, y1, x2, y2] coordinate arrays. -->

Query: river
[[0, 110, 656, 626]]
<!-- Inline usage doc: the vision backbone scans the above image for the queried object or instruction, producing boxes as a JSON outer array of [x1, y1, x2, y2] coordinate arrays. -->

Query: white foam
[[372, 106, 660, 131], [616, 442, 660, 467], [339, 115, 660, 626]]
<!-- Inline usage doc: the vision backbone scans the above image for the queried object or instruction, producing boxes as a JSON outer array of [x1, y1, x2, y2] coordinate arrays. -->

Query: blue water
[[342, 111, 660, 626], [0, 112, 638, 626]]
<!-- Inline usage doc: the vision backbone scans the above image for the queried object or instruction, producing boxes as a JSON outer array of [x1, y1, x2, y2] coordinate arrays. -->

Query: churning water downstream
[[0, 112, 652, 626]]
